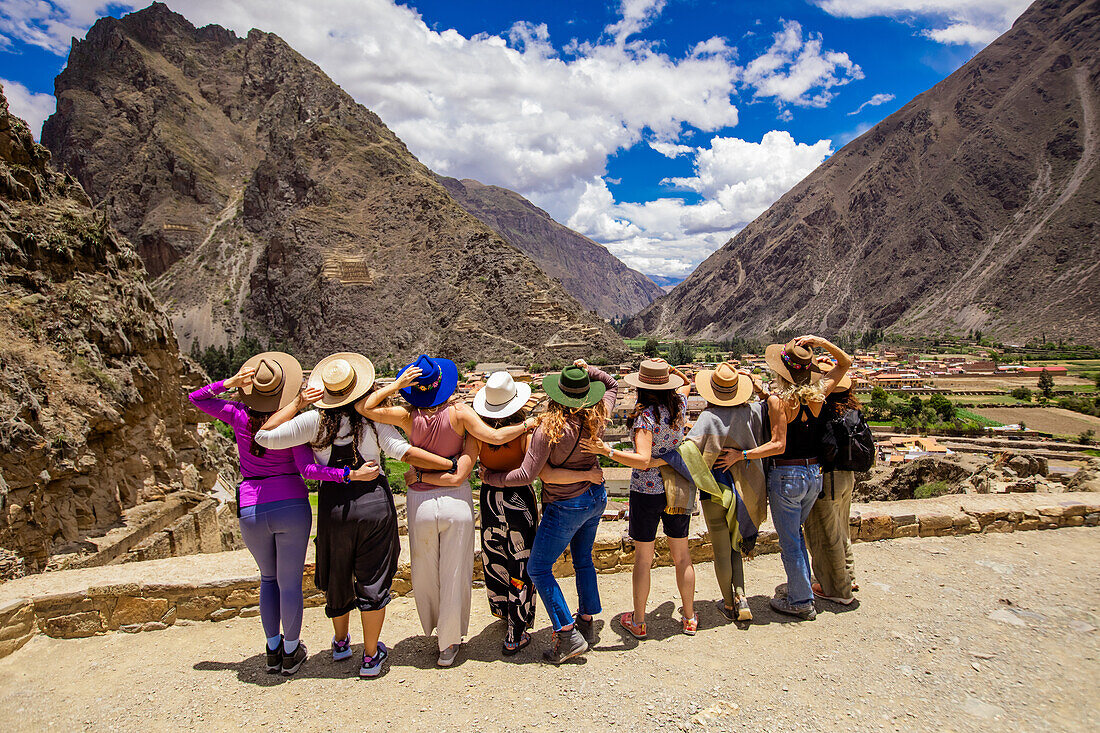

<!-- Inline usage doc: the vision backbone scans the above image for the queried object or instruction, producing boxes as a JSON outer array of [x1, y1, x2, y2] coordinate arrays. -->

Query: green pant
[[701, 496, 745, 608], [803, 470, 855, 599]]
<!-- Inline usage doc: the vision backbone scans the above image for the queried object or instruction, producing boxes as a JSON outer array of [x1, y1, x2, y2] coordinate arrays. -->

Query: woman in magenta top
[[189, 355, 372, 676]]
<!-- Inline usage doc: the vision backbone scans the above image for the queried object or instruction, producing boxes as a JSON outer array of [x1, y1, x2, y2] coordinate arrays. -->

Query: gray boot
[[543, 627, 589, 665]]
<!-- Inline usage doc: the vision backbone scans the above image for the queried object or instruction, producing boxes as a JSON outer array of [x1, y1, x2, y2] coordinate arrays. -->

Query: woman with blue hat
[[481, 359, 618, 665], [360, 354, 534, 667]]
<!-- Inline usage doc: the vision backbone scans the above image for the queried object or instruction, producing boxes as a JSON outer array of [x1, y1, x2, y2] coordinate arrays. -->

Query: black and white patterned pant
[[479, 483, 538, 644]]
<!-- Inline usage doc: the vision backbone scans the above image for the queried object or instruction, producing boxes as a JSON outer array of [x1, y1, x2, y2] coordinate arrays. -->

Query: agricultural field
[[969, 407, 1100, 436], [929, 374, 1092, 391]]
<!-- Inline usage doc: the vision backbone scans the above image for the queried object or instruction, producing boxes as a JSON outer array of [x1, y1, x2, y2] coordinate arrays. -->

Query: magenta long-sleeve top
[[188, 380, 344, 507]]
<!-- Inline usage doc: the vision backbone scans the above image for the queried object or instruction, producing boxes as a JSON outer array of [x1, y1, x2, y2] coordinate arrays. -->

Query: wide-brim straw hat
[[237, 351, 303, 412], [398, 354, 459, 409], [695, 362, 753, 407], [473, 371, 532, 419], [623, 359, 686, 391], [542, 365, 606, 409], [307, 352, 376, 409], [764, 339, 823, 386], [815, 356, 852, 391]]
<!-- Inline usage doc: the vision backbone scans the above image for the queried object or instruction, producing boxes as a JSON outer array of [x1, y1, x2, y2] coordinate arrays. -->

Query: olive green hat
[[541, 365, 606, 408]]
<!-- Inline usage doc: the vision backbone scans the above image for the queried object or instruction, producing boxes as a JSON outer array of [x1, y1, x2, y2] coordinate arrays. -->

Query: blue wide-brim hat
[[397, 354, 459, 408]]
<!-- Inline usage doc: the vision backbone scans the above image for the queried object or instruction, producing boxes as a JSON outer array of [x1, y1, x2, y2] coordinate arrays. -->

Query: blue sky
[[0, 0, 1029, 280]]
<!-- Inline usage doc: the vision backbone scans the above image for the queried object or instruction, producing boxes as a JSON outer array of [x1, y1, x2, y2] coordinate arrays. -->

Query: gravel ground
[[1, 528, 1098, 732]]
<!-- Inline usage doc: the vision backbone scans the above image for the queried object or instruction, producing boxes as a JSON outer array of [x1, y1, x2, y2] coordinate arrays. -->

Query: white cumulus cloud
[[2, 0, 856, 277], [814, 0, 1030, 47], [0, 78, 54, 140]]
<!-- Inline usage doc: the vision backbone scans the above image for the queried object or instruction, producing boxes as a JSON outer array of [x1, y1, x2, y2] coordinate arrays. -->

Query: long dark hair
[[628, 387, 684, 431], [827, 388, 862, 417], [484, 409, 526, 430], [312, 403, 368, 451], [245, 408, 271, 458]]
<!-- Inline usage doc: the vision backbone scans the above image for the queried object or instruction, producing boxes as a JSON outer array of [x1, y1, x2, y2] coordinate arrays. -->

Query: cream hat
[[472, 371, 532, 419], [307, 352, 376, 409]]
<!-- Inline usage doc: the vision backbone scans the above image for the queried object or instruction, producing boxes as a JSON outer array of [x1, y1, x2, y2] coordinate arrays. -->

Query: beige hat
[[623, 359, 686, 391], [815, 356, 852, 391], [307, 352, 376, 409], [238, 352, 303, 412], [472, 371, 532, 419], [694, 362, 753, 407]]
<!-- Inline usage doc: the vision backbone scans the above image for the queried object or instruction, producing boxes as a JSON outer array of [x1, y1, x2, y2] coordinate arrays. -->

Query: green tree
[[464, 360, 478, 373], [1010, 386, 1032, 401], [527, 363, 544, 374], [928, 394, 956, 421], [643, 338, 660, 357], [668, 340, 695, 365], [1037, 368, 1055, 399]]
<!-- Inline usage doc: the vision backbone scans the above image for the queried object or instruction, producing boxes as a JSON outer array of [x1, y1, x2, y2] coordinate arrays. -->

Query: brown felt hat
[[764, 339, 823, 386], [623, 359, 686, 391], [815, 356, 852, 391], [694, 362, 753, 407], [237, 352, 303, 412], [307, 352, 376, 409]]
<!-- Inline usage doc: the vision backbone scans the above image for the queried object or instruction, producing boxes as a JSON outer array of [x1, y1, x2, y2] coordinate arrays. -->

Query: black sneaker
[[573, 613, 597, 645], [281, 641, 308, 676], [265, 637, 284, 673], [542, 627, 588, 665]]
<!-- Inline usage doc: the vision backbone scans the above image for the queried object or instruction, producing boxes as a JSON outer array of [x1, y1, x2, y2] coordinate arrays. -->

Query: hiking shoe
[[573, 613, 597, 644], [332, 634, 353, 661], [735, 595, 753, 622], [769, 596, 816, 620], [359, 642, 388, 678], [543, 627, 588, 665], [281, 641, 308, 675], [265, 637, 283, 673], [716, 600, 735, 622], [437, 643, 460, 668]]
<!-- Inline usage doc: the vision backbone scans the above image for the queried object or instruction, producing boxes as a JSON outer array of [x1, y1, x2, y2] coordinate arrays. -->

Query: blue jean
[[767, 465, 822, 606], [528, 484, 607, 631], [238, 497, 313, 642]]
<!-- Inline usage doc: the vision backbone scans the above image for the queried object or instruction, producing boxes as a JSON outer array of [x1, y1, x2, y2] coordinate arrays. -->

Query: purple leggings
[[238, 498, 313, 642]]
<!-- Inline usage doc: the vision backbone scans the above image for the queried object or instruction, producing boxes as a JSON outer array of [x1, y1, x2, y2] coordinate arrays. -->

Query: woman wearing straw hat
[[582, 358, 697, 638], [359, 355, 533, 667], [803, 362, 860, 606], [481, 359, 618, 665], [189, 352, 351, 676], [256, 353, 454, 678], [721, 336, 851, 621]]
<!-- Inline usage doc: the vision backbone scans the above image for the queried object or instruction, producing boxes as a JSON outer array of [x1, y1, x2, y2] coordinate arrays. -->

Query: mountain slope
[[436, 176, 663, 319], [43, 3, 627, 365], [0, 84, 221, 577], [625, 0, 1100, 343]]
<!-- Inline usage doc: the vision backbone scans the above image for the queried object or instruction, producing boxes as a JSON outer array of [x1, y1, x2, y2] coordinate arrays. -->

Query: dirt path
[[2, 529, 1098, 732]]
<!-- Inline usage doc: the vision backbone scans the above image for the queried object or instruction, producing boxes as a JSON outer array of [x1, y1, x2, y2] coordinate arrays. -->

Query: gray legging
[[701, 496, 745, 608], [238, 497, 313, 643]]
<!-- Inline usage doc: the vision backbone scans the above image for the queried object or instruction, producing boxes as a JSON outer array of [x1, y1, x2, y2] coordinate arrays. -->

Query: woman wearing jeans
[[721, 336, 850, 621], [482, 360, 616, 665]]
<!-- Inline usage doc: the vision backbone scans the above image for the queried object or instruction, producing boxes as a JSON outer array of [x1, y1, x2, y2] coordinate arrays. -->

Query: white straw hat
[[472, 371, 532, 419]]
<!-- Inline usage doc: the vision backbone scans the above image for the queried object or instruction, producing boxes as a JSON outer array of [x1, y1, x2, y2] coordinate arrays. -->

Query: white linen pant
[[406, 484, 475, 651]]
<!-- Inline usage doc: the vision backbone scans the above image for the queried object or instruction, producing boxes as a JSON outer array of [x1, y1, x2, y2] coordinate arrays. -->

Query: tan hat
[[815, 356, 852, 391], [764, 339, 823, 386], [238, 352, 303, 412], [694, 362, 753, 407], [623, 359, 686, 391], [307, 352, 376, 409]]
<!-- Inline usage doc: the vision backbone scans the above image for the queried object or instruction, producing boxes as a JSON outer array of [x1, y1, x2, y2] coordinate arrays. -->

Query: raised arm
[[408, 435, 479, 487], [798, 335, 851, 397], [356, 368, 419, 429], [259, 386, 323, 434], [188, 365, 254, 431], [256, 410, 321, 450], [455, 402, 532, 445]]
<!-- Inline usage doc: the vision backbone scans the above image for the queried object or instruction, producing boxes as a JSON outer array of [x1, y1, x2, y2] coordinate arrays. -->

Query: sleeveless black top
[[780, 403, 825, 460]]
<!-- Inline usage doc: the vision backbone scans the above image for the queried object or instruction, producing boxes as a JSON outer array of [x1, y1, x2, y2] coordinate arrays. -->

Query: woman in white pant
[[359, 355, 531, 667]]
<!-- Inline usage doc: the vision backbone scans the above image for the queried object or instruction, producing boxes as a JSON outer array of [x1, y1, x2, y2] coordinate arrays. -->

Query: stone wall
[[0, 493, 1097, 659]]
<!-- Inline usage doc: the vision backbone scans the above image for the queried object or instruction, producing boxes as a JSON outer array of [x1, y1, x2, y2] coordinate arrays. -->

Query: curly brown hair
[[538, 400, 609, 445], [245, 408, 272, 458], [312, 404, 367, 451]]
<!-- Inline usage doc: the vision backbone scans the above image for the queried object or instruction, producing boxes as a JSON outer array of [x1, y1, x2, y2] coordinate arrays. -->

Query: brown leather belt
[[773, 458, 819, 466]]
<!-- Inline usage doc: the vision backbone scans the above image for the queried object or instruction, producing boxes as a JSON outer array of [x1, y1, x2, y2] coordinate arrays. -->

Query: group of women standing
[[189, 334, 854, 677]]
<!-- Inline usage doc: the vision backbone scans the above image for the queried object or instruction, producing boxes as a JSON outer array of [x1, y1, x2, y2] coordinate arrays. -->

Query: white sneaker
[[437, 643, 460, 667]]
